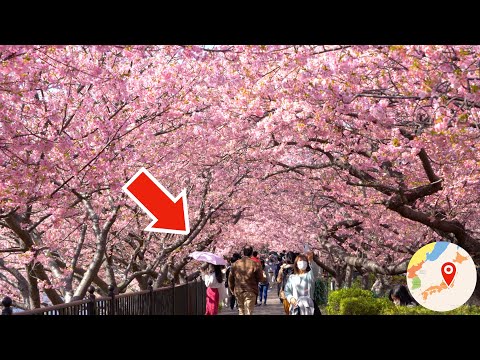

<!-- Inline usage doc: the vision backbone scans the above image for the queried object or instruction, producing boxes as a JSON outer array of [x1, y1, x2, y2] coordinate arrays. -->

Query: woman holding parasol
[[190, 251, 227, 315]]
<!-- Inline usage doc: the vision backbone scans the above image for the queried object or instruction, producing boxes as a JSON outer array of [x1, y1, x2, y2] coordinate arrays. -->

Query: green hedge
[[326, 287, 480, 315], [340, 297, 383, 315], [382, 304, 480, 315], [326, 287, 374, 314]]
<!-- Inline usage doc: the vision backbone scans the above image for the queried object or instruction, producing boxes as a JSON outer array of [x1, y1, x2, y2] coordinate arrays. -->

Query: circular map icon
[[407, 241, 477, 311]]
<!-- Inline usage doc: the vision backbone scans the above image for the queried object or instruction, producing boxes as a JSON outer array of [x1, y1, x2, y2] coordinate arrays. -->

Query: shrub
[[314, 279, 328, 307], [449, 305, 480, 315], [380, 305, 435, 315], [375, 297, 394, 310], [381, 304, 480, 315], [326, 287, 374, 314], [327, 287, 480, 315], [339, 297, 383, 315], [351, 278, 363, 289]]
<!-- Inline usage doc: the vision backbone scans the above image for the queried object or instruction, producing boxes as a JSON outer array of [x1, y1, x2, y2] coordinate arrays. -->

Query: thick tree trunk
[[320, 238, 409, 275], [5, 213, 63, 307], [105, 255, 117, 289], [136, 274, 149, 290], [312, 254, 337, 276], [0, 258, 32, 308], [177, 271, 187, 284], [186, 270, 201, 281], [73, 236, 106, 300], [345, 265, 353, 288], [72, 200, 118, 300], [154, 264, 170, 288], [25, 263, 41, 308], [334, 265, 346, 289], [361, 273, 370, 290], [53, 260, 109, 297], [32, 263, 64, 305], [64, 224, 86, 302], [371, 275, 390, 297], [173, 270, 181, 284]]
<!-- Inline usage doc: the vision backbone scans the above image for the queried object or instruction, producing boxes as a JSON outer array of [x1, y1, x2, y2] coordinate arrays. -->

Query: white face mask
[[297, 261, 307, 271]]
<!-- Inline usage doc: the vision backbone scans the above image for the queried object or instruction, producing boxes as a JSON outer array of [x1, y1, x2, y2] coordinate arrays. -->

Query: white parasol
[[189, 251, 227, 265]]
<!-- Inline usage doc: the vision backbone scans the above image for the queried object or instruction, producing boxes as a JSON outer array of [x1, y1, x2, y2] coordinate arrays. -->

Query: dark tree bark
[[5, 213, 63, 307]]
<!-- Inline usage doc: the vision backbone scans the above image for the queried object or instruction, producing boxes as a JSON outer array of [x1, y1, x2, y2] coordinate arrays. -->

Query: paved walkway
[[219, 284, 285, 315]]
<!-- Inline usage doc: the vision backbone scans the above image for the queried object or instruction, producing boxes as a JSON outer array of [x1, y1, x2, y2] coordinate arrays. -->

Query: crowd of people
[[200, 246, 323, 315], [200, 246, 418, 315]]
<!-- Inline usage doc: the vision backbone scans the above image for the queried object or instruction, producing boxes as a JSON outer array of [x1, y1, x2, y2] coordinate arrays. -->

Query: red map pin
[[441, 262, 456, 287]]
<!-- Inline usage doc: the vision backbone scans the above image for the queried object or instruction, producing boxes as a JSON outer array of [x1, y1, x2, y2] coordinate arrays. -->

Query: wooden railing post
[[185, 275, 189, 315], [148, 278, 154, 315], [87, 286, 96, 315], [108, 285, 116, 315], [171, 279, 175, 315], [195, 277, 198, 315], [1, 297, 12, 315], [197, 277, 203, 315]]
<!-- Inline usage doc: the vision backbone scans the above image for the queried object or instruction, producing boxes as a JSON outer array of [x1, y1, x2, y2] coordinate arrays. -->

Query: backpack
[[259, 270, 268, 285]]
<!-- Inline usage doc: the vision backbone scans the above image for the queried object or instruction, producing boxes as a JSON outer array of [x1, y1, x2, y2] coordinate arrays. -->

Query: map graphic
[[406, 241, 477, 311]]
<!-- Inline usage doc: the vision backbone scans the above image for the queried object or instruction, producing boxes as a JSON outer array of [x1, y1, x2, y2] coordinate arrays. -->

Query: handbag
[[295, 304, 321, 315]]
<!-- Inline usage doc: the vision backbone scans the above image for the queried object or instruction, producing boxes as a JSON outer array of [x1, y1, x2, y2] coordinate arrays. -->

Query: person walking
[[277, 251, 296, 314], [202, 263, 226, 315], [275, 258, 282, 301], [284, 251, 321, 315], [250, 250, 261, 305], [266, 255, 277, 289], [228, 245, 266, 315], [222, 259, 230, 308], [225, 252, 241, 310], [257, 260, 269, 306], [251, 251, 261, 264]]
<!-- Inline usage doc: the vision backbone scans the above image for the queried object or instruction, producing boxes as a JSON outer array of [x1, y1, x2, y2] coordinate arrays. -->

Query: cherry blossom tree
[[227, 45, 480, 299], [1, 45, 480, 309]]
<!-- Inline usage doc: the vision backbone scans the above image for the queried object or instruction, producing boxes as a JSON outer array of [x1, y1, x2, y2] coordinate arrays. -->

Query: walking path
[[219, 284, 285, 315]]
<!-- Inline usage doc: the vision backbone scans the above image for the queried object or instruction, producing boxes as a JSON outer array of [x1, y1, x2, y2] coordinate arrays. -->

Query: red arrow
[[122, 168, 190, 235]]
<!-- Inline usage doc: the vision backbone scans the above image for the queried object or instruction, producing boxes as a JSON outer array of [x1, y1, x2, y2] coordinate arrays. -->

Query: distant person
[[284, 251, 321, 315], [274, 258, 282, 300], [202, 263, 226, 315], [225, 252, 241, 310], [388, 285, 417, 307], [228, 246, 266, 315], [222, 259, 230, 308], [251, 251, 261, 264], [257, 260, 269, 306], [266, 255, 277, 289]]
